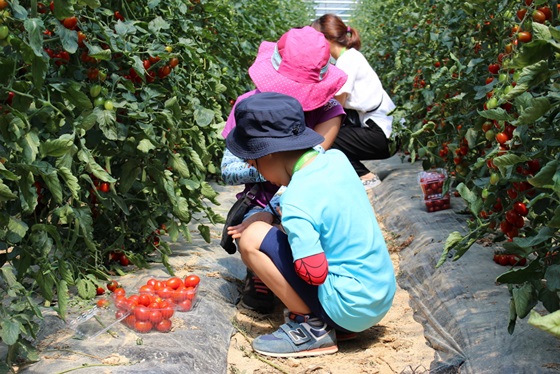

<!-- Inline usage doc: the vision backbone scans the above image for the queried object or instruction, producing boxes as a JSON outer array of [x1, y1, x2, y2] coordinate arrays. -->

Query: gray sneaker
[[362, 174, 381, 190]]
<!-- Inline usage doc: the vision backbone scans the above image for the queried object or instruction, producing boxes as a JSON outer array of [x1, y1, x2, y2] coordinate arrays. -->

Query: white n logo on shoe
[[288, 328, 307, 342]]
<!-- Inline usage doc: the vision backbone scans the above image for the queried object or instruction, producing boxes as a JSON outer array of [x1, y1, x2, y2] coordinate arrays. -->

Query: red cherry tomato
[[107, 280, 119, 292], [139, 285, 155, 294], [149, 310, 163, 324], [98, 182, 110, 193], [124, 314, 136, 328], [138, 294, 152, 307], [113, 287, 126, 298], [184, 274, 200, 288], [135, 320, 153, 333], [134, 306, 151, 321], [155, 319, 172, 333], [177, 299, 192, 312], [119, 255, 130, 266], [62, 16, 78, 30], [96, 286, 106, 295], [167, 277, 182, 290], [160, 305, 174, 320], [97, 299, 110, 308]]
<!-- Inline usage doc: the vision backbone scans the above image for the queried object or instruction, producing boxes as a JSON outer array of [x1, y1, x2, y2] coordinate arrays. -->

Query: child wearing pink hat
[[312, 14, 399, 190], [221, 26, 348, 314]]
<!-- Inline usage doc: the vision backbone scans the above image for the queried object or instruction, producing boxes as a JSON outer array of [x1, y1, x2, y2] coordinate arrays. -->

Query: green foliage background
[[0, 0, 311, 368], [353, 0, 559, 337]]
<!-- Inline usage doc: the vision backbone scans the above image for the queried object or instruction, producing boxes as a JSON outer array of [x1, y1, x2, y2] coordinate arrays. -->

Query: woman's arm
[[221, 148, 266, 185], [335, 92, 348, 107], [313, 115, 343, 150]]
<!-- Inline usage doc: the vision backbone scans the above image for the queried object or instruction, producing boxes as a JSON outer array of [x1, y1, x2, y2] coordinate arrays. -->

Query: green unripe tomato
[[489, 173, 500, 185], [0, 25, 8, 40], [486, 97, 498, 109], [498, 73, 507, 82], [512, 71, 521, 81], [485, 129, 496, 142], [481, 189, 489, 199], [89, 84, 102, 98], [503, 85, 514, 95], [103, 100, 114, 111], [93, 97, 105, 107]]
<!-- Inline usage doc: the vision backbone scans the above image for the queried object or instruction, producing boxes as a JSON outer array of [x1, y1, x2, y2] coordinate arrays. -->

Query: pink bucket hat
[[248, 26, 347, 111]]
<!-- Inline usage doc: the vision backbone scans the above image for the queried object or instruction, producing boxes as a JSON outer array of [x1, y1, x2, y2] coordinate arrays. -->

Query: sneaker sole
[[253, 344, 338, 358]]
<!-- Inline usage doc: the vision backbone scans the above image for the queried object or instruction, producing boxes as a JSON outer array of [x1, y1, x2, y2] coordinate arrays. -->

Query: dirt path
[[226, 218, 436, 374]]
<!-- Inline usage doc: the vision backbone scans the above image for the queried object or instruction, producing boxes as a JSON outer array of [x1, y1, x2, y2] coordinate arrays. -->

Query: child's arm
[[221, 148, 266, 185], [294, 252, 328, 285]]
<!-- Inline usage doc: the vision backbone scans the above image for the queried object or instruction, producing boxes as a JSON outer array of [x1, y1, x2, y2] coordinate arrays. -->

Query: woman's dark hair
[[311, 13, 361, 51]]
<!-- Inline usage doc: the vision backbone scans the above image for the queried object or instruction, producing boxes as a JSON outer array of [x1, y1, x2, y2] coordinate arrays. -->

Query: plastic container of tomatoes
[[418, 168, 451, 212], [67, 299, 130, 340], [108, 274, 201, 334]]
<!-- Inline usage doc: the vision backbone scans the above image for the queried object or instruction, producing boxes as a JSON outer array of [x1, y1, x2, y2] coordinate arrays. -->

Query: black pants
[[332, 118, 391, 177]]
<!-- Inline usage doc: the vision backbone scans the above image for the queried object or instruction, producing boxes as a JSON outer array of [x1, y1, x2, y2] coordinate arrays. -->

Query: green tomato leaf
[[55, 24, 78, 54], [137, 139, 156, 153], [545, 265, 560, 292], [518, 97, 551, 125], [62, 85, 92, 111], [173, 196, 191, 222], [76, 278, 96, 299], [528, 310, 560, 338], [477, 107, 513, 121], [198, 224, 211, 243], [7, 216, 29, 244], [512, 283, 538, 319], [1, 266, 19, 289], [0, 319, 22, 346], [0, 180, 17, 201], [496, 259, 543, 285], [200, 181, 218, 201], [511, 41, 552, 68], [40, 133, 74, 158], [194, 106, 215, 127], [532, 22, 552, 41], [57, 258, 74, 286], [58, 166, 80, 199], [79, 0, 101, 8], [114, 21, 137, 36], [148, 16, 170, 33], [170, 153, 190, 178], [188, 147, 205, 171], [77, 148, 116, 182], [23, 18, 45, 57], [31, 55, 48, 90], [56, 280, 69, 321], [21, 130, 40, 163], [118, 160, 140, 194], [528, 160, 559, 191]]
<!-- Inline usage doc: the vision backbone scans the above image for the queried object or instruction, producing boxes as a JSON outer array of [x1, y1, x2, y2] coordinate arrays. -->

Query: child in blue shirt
[[226, 92, 396, 358]]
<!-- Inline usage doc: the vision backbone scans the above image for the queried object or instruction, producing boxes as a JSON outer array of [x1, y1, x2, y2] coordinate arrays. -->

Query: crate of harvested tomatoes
[[101, 274, 200, 334], [417, 168, 451, 212]]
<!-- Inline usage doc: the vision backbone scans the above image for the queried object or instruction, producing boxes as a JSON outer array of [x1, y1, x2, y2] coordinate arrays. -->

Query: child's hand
[[227, 212, 274, 239]]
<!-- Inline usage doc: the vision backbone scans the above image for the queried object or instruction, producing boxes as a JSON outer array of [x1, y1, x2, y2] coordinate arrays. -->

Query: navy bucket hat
[[226, 92, 325, 160]]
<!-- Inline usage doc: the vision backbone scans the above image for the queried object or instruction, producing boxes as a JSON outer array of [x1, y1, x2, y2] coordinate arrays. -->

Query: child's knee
[[238, 221, 273, 255]]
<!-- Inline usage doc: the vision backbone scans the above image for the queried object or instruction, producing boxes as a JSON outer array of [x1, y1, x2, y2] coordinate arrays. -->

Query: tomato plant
[[0, 0, 313, 366], [355, 0, 559, 337]]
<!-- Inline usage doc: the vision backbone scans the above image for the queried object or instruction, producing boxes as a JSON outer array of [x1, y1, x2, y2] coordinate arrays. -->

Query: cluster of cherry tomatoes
[[419, 169, 451, 213], [493, 252, 527, 267], [96, 275, 200, 334]]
